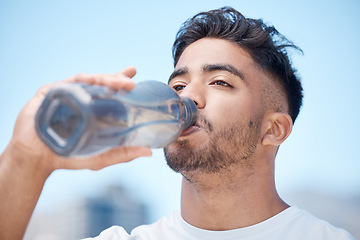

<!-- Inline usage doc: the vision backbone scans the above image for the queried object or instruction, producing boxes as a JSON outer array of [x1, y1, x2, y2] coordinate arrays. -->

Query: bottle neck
[[181, 97, 198, 129]]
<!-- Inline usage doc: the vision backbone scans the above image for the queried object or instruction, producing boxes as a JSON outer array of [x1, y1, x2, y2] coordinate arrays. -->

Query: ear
[[261, 112, 293, 147]]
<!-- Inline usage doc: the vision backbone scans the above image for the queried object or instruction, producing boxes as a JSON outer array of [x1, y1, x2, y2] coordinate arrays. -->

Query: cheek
[[205, 93, 258, 128], [206, 98, 241, 126]]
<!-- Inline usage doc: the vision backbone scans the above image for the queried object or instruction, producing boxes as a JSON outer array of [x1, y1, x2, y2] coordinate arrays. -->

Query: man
[[0, 7, 355, 240]]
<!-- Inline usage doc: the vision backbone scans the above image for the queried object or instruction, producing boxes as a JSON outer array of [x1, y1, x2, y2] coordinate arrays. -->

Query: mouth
[[180, 122, 201, 137]]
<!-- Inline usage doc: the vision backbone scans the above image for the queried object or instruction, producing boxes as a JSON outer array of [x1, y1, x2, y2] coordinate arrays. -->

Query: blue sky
[[1, 0, 359, 223]]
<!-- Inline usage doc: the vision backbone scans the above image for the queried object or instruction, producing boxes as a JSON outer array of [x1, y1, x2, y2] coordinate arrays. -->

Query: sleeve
[[82, 226, 132, 240]]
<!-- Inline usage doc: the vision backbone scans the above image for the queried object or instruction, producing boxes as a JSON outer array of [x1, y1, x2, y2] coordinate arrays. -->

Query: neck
[[180, 160, 288, 231]]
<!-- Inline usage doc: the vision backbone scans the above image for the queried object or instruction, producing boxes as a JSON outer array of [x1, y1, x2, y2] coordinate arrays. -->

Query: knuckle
[[36, 84, 52, 96], [75, 72, 88, 79]]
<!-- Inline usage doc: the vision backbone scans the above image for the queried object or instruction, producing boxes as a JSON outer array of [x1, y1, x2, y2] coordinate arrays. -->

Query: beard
[[164, 114, 262, 175]]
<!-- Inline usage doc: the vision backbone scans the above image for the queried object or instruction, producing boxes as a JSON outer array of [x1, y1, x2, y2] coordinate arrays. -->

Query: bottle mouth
[[181, 97, 198, 129]]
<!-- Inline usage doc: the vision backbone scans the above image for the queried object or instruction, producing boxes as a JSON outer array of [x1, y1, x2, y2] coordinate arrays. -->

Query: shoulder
[[81, 226, 132, 240], [130, 212, 183, 238], [84, 212, 183, 240], [278, 206, 355, 240]]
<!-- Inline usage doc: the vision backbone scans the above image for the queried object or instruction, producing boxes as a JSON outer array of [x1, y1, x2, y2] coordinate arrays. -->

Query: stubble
[[164, 114, 262, 175]]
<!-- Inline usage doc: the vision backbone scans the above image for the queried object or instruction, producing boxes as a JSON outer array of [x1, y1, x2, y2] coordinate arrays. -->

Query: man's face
[[164, 38, 268, 176]]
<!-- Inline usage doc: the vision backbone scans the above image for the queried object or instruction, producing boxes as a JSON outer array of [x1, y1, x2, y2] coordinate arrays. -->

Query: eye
[[172, 83, 186, 92], [210, 80, 233, 88]]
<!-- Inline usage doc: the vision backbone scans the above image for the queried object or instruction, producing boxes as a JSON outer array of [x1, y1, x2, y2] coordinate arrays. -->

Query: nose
[[180, 82, 206, 109]]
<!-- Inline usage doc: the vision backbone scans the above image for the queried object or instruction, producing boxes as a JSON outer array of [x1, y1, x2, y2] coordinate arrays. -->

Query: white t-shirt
[[84, 206, 355, 240]]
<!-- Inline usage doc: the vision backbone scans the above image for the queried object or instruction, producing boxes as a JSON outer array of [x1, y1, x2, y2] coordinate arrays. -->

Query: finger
[[66, 73, 109, 85], [112, 66, 137, 91], [108, 75, 135, 91], [34, 82, 59, 98], [89, 74, 135, 91], [94, 146, 152, 170], [65, 67, 137, 91], [55, 146, 152, 171], [119, 66, 137, 78], [27, 82, 60, 112]]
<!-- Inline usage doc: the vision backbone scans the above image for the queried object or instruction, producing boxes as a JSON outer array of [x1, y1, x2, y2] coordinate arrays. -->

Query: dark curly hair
[[172, 7, 303, 123]]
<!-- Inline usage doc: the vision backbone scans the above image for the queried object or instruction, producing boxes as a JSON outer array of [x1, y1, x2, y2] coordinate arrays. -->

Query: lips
[[180, 123, 201, 137]]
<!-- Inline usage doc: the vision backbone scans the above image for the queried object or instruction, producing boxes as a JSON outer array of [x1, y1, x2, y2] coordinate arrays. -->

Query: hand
[[0, 66, 152, 240], [6, 66, 152, 175]]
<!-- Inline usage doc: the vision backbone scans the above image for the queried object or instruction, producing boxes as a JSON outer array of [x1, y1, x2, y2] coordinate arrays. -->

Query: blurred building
[[24, 185, 148, 240]]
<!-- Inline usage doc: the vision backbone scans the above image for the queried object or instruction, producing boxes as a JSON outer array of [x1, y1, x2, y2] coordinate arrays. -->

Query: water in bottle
[[35, 81, 197, 157]]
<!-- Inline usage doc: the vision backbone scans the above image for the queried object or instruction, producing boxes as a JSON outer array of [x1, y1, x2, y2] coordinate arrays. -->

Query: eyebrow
[[203, 64, 245, 81], [168, 63, 246, 84], [168, 67, 189, 83]]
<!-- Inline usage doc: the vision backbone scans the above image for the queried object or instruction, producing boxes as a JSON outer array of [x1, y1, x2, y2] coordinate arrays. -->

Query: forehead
[[175, 38, 254, 73], [173, 38, 268, 91]]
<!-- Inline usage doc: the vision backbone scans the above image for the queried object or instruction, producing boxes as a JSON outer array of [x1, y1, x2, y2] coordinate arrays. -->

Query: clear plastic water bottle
[[35, 81, 197, 157]]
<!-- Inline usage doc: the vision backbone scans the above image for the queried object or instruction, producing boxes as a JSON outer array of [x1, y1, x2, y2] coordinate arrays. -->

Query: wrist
[[0, 140, 53, 240], [2, 139, 54, 180]]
